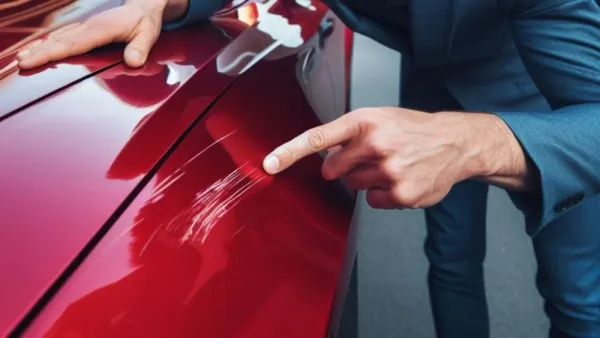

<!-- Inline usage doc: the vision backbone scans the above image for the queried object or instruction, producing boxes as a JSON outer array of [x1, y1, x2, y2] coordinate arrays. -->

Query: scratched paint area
[[165, 162, 267, 244], [0, 19, 234, 335], [23, 116, 343, 338], [24, 57, 352, 338], [146, 130, 270, 245]]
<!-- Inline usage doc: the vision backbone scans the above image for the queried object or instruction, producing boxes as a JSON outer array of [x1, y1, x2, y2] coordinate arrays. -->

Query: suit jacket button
[[553, 192, 585, 213]]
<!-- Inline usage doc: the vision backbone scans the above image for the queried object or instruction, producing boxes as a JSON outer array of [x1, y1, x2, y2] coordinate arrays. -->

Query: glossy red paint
[[1, 1, 353, 337], [0, 0, 123, 118], [0, 24, 234, 335], [25, 57, 352, 338]]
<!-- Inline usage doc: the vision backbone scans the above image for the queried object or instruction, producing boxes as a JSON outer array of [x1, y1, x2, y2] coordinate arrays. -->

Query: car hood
[[0, 22, 236, 335], [0, 0, 332, 335]]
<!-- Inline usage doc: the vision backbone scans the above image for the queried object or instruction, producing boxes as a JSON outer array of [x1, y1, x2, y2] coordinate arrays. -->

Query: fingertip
[[16, 60, 29, 70], [16, 49, 31, 61], [262, 155, 281, 175], [16, 58, 37, 70], [321, 164, 337, 180], [124, 49, 146, 68]]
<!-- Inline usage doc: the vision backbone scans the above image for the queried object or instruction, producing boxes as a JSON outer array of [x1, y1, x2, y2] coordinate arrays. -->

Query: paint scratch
[[148, 130, 238, 203], [164, 162, 267, 245]]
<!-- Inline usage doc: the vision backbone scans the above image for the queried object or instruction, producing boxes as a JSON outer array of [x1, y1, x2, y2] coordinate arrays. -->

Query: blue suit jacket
[[170, 0, 600, 235]]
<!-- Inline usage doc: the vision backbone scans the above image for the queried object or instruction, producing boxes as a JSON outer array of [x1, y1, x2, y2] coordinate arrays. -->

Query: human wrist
[[437, 111, 526, 181], [163, 0, 191, 23], [125, 0, 189, 22]]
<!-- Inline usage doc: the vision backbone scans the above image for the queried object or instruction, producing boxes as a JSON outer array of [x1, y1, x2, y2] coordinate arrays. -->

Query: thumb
[[124, 20, 159, 67]]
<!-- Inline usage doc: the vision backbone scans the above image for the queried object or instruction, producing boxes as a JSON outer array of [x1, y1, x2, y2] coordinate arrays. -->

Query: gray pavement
[[350, 33, 549, 338]]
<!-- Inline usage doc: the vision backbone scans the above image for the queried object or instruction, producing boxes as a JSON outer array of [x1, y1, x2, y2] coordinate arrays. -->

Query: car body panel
[[24, 57, 352, 338], [0, 25, 234, 335], [0, 0, 353, 336], [0, 0, 123, 119]]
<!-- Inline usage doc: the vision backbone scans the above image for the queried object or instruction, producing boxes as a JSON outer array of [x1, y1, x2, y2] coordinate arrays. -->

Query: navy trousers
[[400, 64, 600, 338], [425, 181, 600, 338]]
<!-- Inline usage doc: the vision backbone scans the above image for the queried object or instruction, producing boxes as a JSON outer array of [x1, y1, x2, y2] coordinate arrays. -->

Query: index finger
[[262, 114, 360, 175]]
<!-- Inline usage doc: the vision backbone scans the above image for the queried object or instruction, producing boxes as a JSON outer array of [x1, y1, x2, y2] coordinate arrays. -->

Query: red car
[[0, 1, 356, 337]]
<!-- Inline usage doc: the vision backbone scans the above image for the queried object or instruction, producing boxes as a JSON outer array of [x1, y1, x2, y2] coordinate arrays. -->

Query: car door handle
[[318, 18, 335, 48], [301, 17, 335, 83]]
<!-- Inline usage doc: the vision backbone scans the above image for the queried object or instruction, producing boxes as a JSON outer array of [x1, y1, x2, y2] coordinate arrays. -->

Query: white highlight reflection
[[216, 0, 315, 75]]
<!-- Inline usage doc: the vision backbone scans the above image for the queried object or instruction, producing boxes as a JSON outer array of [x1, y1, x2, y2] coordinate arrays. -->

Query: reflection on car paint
[[1, 0, 352, 336], [0, 0, 124, 118], [23, 53, 351, 338], [295, 0, 317, 11], [255, 0, 303, 48], [0, 0, 119, 63], [146, 130, 272, 245], [214, 0, 324, 76], [165, 161, 269, 244], [0, 23, 234, 335]]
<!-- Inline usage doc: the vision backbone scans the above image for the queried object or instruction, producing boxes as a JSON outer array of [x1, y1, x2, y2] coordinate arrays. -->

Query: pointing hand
[[261, 107, 511, 209]]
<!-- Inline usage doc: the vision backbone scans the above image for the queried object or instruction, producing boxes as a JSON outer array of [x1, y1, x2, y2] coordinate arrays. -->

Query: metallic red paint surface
[[0, 24, 234, 335], [25, 57, 352, 338], [1, 0, 353, 337], [0, 0, 123, 118]]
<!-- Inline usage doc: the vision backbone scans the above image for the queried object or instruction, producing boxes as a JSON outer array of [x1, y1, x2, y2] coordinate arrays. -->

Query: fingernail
[[16, 49, 30, 60], [263, 155, 280, 174], [126, 49, 144, 66]]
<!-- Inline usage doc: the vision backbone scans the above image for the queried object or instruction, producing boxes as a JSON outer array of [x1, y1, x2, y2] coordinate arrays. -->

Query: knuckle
[[391, 184, 419, 207], [364, 135, 386, 156], [306, 129, 327, 151], [347, 109, 372, 131], [277, 147, 296, 165], [50, 33, 68, 46], [337, 113, 361, 138], [353, 108, 376, 124], [365, 190, 381, 208], [129, 38, 150, 51], [25, 42, 42, 54], [337, 113, 354, 130], [139, 16, 159, 35], [143, 13, 162, 30], [379, 162, 396, 178], [46, 34, 76, 57], [321, 161, 335, 179], [347, 108, 366, 121], [27, 43, 51, 59], [321, 154, 343, 180]]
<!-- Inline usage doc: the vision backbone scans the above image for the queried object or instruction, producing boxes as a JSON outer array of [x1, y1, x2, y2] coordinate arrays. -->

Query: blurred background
[[348, 33, 549, 338]]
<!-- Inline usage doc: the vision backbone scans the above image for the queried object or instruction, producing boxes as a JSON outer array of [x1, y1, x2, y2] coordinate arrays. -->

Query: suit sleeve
[[494, 0, 600, 230], [162, 0, 230, 30]]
